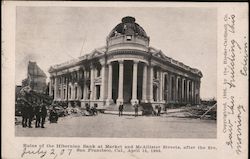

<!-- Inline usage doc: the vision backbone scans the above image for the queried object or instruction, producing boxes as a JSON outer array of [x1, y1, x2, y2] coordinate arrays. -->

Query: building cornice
[[149, 47, 202, 78]]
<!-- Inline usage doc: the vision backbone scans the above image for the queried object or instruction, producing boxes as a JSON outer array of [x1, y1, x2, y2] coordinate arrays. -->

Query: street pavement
[[15, 113, 216, 138]]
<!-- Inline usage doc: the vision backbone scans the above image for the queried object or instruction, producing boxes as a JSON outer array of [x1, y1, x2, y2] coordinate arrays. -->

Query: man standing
[[157, 105, 162, 116], [40, 104, 47, 128], [21, 101, 28, 128], [134, 101, 139, 117], [27, 104, 34, 128], [34, 104, 42, 128], [118, 102, 123, 116]]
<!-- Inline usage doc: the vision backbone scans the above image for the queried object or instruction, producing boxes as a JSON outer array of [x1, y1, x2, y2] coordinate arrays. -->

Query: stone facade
[[48, 16, 202, 107]]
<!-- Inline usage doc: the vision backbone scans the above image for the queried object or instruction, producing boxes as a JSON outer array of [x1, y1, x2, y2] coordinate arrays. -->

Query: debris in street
[[184, 104, 217, 120]]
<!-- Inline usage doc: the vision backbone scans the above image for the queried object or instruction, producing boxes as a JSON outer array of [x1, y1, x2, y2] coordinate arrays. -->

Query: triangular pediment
[[88, 49, 104, 59], [152, 50, 167, 59]]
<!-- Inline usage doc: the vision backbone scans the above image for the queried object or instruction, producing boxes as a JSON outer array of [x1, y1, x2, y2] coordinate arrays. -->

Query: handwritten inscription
[[21, 146, 72, 159], [21, 147, 47, 158], [222, 14, 248, 155], [240, 41, 248, 76], [236, 105, 246, 154]]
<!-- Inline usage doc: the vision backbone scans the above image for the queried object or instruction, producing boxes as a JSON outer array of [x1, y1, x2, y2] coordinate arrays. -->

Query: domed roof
[[108, 16, 148, 39]]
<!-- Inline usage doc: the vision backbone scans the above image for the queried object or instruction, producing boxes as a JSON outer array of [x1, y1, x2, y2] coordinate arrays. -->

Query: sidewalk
[[103, 108, 184, 116], [104, 110, 143, 116]]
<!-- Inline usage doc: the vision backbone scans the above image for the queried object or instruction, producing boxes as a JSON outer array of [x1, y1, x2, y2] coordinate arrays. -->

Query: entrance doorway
[[111, 60, 144, 104], [123, 61, 133, 103]]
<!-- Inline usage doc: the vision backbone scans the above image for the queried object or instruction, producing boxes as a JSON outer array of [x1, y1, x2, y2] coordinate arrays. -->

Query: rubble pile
[[15, 86, 53, 116], [185, 104, 217, 120]]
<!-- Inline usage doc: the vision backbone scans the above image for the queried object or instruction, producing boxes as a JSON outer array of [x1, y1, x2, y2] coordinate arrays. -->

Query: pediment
[[88, 49, 104, 59], [153, 50, 167, 59]]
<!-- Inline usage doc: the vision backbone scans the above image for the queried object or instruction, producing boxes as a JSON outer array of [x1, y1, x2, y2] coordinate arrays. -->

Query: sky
[[16, 7, 217, 99]]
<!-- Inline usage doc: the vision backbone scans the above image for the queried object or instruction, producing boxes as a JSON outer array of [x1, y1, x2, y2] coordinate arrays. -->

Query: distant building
[[49, 16, 202, 107], [23, 61, 47, 93], [15, 85, 22, 100]]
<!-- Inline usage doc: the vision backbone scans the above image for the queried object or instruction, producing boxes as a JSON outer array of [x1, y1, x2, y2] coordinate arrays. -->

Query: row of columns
[[50, 60, 201, 105], [50, 62, 107, 102], [166, 74, 200, 104], [106, 60, 148, 105]]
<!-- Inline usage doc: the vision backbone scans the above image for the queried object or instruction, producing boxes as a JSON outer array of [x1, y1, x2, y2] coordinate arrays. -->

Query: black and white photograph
[[2, 2, 249, 159], [14, 7, 218, 138]]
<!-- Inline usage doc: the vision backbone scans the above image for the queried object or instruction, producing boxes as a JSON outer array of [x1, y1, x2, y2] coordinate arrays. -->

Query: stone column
[[117, 60, 124, 104], [49, 77, 52, 96], [54, 76, 58, 100], [175, 76, 180, 102], [72, 84, 75, 100], [182, 78, 185, 103], [163, 73, 168, 102], [162, 72, 165, 102], [65, 76, 68, 101], [90, 64, 95, 100], [100, 62, 106, 100], [171, 75, 176, 102], [194, 81, 197, 104], [187, 80, 190, 103], [106, 63, 113, 105], [142, 63, 148, 103], [68, 84, 71, 100], [61, 77, 64, 100], [197, 81, 201, 104], [191, 80, 194, 104], [169, 74, 172, 102], [148, 65, 154, 102], [166, 73, 170, 102], [76, 71, 80, 100], [159, 70, 163, 102], [83, 70, 88, 100], [78, 84, 82, 100], [131, 60, 139, 105], [194, 81, 198, 104], [60, 79, 63, 100], [71, 85, 73, 100]]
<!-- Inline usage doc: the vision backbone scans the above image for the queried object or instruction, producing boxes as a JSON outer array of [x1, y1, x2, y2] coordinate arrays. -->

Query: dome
[[107, 16, 148, 39]]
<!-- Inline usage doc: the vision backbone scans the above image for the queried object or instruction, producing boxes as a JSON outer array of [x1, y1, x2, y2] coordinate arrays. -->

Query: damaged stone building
[[22, 61, 47, 93], [48, 16, 202, 108]]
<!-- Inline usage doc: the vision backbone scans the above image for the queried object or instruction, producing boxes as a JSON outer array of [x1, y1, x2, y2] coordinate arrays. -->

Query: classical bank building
[[48, 16, 202, 108]]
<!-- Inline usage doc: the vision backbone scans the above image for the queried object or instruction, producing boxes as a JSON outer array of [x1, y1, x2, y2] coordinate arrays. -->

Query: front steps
[[105, 103, 141, 112]]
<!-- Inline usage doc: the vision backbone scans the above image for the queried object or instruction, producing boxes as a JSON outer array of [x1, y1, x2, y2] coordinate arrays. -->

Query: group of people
[[85, 103, 98, 116], [155, 105, 162, 116], [118, 102, 162, 117], [20, 99, 47, 128], [118, 101, 140, 117]]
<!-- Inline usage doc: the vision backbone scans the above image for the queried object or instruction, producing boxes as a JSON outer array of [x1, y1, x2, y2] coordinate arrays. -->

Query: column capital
[[163, 72, 168, 76], [133, 60, 139, 64], [143, 62, 149, 66], [118, 59, 124, 64], [99, 59, 106, 66], [107, 61, 112, 66], [91, 62, 98, 69]]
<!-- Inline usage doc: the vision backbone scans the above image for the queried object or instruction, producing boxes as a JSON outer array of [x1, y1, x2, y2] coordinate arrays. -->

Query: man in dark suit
[[134, 101, 139, 117], [157, 105, 162, 116], [21, 102, 28, 128], [118, 103, 124, 116], [34, 104, 42, 128], [27, 104, 34, 128], [40, 104, 47, 128]]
